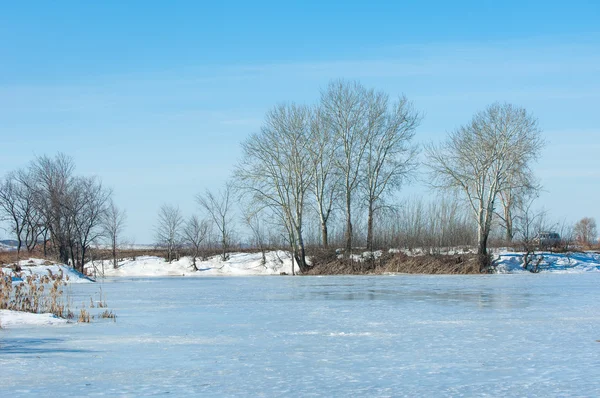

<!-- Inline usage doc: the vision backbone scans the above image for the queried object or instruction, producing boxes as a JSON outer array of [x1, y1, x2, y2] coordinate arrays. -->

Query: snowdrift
[[85, 251, 295, 278], [0, 310, 68, 328], [2, 258, 94, 283]]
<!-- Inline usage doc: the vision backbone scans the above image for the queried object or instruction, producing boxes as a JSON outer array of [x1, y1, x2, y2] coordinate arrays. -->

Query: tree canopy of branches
[[426, 102, 544, 270]]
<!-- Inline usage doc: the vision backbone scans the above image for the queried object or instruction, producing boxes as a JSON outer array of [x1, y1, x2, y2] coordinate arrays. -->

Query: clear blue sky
[[1, 1, 599, 243]]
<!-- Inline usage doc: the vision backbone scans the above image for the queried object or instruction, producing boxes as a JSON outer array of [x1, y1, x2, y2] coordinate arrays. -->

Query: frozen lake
[[2, 274, 600, 396]]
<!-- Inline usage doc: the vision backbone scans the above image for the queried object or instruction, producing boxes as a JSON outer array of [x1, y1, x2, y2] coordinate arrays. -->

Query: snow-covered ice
[[1, 274, 600, 396]]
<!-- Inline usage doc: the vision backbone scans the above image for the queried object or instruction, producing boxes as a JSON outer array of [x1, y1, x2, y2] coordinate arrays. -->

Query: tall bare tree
[[66, 176, 112, 272], [102, 199, 127, 269], [183, 214, 210, 271], [235, 103, 313, 273], [197, 183, 234, 261], [0, 171, 35, 262], [426, 103, 544, 270], [360, 95, 421, 251], [30, 153, 76, 264], [307, 107, 340, 248], [154, 204, 183, 263], [320, 80, 372, 254]]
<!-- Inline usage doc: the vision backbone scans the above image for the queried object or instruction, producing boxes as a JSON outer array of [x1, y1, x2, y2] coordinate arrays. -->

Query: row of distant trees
[[0, 154, 126, 271]]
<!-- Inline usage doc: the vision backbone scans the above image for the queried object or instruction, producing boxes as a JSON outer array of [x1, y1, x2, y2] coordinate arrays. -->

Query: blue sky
[[1, 1, 599, 243]]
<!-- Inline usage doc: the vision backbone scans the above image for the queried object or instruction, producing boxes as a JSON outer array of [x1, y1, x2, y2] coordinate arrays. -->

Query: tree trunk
[[477, 226, 489, 272], [345, 193, 352, 255], [321, 221, 328, 248], [221, 232, 227, 261], [290, 244, 296, 276], [59, 242, 70, 266], [80, 245, 86, 274], [112, 236, 118, 269], [366, 201, 374, 252], [504, 204, 513, 242]]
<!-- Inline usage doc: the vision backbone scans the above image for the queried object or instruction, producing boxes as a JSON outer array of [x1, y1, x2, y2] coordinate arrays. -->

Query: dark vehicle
[[536, 232, 561, 248]]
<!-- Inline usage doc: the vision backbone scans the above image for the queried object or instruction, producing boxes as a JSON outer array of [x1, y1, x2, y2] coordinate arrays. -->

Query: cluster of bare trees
[[150, 82, 550, 274], [0, 153, 126, 272], [153, 186, 232, 266], [234, 80, 421, 272]]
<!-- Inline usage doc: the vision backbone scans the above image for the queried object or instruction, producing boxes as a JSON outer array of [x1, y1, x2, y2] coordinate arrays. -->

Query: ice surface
[[1, 274, 600, 396]]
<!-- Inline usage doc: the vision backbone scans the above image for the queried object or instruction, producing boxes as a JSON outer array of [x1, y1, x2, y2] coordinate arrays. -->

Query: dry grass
[[0, 268, 74, 319], [1, 267, 117, 323], [305, 251, 483, 275], [78, 308, 90, 323], [99, 310, 117, 321]]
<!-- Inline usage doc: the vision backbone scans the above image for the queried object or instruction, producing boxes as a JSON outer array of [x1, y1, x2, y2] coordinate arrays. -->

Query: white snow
[[494, 251, 600, 273], [85, 250, 295, 278], [2, 258, 94, 283], [0, 309, 69, 328]]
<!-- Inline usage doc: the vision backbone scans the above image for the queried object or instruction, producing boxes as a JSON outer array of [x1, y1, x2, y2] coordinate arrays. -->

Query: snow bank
[[85, 251, 295, 278], [0, 310, 69, 328], [2, 258, 94, 283], [494, 251, 600, 273]]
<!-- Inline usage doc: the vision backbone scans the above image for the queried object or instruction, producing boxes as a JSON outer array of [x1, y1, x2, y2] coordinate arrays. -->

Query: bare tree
[[29, 153, 76, 264], [102, 199, 127, 269], [573, 217, 597, 246], [67, 176, 112, 272], [0, 171, 36, 262], [307, 107, 340, 248], [154, 204, 183, 263], [321, 80, 371, 254], [197, 183, 234, 261], [556, 219, 574, 252], [360, 94, 421, 251], [241, 204, 268, 266], [496, 176, 541, 243], [183, 214, 210, 271], [426, 103, 544, 270], [235, 104, 313, 273], [513, 191, 547, 272]]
